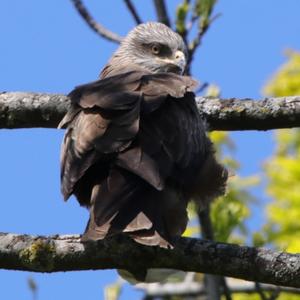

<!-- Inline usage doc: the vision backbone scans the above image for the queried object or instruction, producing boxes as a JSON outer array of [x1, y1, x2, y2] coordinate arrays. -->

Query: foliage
[[202, 85, 259, 244], [184, 84, 259, 245], [176, 0, 189, 35], [194, 0, 217, 30], [232, 49, 300, 300], [264, 50, 300, 97], [175, 0, 219, 75], [104, 279, 123, 300], [176, 0, 217, 34], [209, 131, 258, 244], [229, 293, 300, 300], [263, 50, 300, 253]]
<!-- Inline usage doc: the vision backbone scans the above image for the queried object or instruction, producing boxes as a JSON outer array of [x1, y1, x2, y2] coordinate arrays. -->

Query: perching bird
[[59, 22, 227, 249]]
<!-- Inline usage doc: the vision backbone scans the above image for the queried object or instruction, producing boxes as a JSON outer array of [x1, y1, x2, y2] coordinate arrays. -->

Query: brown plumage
[[59, 22, 227, 248]]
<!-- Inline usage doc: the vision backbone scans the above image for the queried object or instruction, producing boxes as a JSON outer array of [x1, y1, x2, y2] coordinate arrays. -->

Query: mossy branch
[[1, 233, 300, 288], [1, 92, 300, 130]]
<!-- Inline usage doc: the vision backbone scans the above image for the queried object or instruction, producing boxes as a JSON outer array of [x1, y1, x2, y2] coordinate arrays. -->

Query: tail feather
[[81, 167, 188, 248]]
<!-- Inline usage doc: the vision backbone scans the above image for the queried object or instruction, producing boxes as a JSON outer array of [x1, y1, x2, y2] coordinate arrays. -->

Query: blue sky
[[1, 1, 300, 299]]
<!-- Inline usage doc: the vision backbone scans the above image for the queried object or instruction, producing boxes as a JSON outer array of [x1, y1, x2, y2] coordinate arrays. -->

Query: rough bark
[[1, 92, 300, 130], [1, 232, 300, 288], [0, 92, 68, 129], [196, 96, 300, 131]]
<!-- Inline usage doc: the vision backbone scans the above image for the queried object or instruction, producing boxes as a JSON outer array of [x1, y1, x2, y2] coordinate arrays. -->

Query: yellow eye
[[151, 44, 160, 55]]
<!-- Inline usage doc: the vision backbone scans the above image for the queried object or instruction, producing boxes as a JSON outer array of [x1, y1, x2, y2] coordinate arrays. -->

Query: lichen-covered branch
[[0, 92, 68, 129], [70, 0, 123, 43], [196, 96, 300, 130], [0, 233, 300, 288], [1, 92, 300, 130]]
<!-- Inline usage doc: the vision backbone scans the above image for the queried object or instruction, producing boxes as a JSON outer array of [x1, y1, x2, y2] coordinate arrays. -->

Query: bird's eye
[[151, 44, 160, 55]]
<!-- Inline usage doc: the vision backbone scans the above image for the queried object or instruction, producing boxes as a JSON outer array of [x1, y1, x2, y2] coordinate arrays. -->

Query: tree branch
[[2, 92, 300, 131], [1, 233, 300, 288], [138, 281, 300, 298], [123, 0, 143, 24], [195, 96, 300, 130], [70, 0, 123, 43], [153, 0, 171, 27], [0, 92, 68, 129]]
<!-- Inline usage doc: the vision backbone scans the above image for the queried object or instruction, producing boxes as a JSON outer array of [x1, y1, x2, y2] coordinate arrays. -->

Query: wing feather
[[61, 71, 198, 201], [60, 70, 208, 247]]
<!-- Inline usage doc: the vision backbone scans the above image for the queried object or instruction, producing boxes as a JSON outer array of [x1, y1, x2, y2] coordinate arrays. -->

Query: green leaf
[[194, 0, 217, 30], [176, 0, 189, 35], [263, 49, 300, 253]]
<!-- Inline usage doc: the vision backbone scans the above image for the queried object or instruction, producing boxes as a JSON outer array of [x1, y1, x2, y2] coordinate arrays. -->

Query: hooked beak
[[155, 50, 187, 74], [173, 50, 186, 73]]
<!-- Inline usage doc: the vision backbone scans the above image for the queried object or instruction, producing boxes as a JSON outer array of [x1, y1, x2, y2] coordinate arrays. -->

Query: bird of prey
[[59, 22, 227, 249]]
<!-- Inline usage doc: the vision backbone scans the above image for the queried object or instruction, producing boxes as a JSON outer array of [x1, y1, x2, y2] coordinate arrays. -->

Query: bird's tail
[[81, 167, 188, 249]]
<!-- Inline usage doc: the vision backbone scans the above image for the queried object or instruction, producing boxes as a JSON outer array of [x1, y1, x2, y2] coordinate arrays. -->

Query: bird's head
[[103, 22, 188, 77]]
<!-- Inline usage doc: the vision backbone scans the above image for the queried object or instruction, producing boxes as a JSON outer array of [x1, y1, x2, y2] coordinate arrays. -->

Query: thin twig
[[186, 0, 201, 33], [221, 277, 233, 300], [188, 13, 221, 55], [153, 0, 171, 27], [195, 82, 209, 94], [269, 288, 281, 300], [187, 14, 199, 31], [198, 206, 214, 240], [198, 206, 219, 300], [70, 0, 123, 43], [186, 13, 221, 73], [175, 0, 191, 45], [255, 282, 269, 300], [123, 0, 142, 24], [256, 282, 281, 300], [198, 206, 229, 300]]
